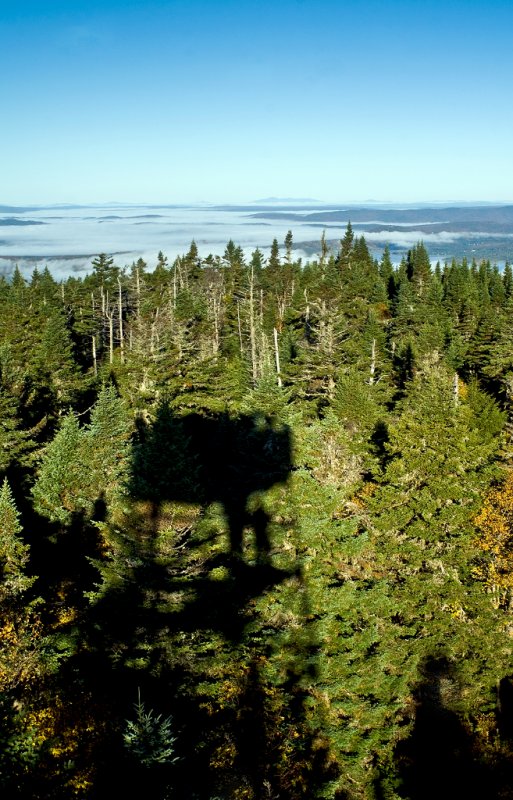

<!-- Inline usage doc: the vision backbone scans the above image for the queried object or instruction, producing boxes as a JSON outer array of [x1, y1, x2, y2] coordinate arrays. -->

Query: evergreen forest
[[3, 227, 513, 798]]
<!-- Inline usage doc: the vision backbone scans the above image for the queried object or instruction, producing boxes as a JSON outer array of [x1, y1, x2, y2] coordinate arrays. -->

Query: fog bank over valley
[[1, 202, 513, 279]]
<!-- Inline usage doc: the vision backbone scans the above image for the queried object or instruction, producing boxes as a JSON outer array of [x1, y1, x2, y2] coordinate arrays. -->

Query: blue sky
[[1, 0, 512, 204]]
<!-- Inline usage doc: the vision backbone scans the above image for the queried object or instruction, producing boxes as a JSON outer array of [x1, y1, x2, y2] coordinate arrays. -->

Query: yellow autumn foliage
[[475, 469, 513, 606], [0, 612, 43, 691], [24, 694, 106, 797]]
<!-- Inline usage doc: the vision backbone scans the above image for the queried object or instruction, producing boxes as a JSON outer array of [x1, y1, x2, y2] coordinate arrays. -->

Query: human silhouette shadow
[[498, 676, 513, 742], [375, 656, 513, 800]]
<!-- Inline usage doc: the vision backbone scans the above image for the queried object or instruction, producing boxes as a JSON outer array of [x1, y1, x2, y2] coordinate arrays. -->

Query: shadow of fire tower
[[86, 402, 336, 799]]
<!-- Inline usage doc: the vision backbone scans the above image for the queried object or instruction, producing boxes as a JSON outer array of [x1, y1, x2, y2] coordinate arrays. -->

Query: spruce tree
[[85, 384, 132, 507], [33, 306, 81, 408], [0, 479, 33, 600], [90, 253, 118, 291], [338, 221, 354, 271], [0, 359, 33, 474], [32, 413, 89, 524]]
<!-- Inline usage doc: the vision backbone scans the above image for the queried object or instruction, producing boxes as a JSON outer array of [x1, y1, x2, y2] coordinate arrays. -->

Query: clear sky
[[2, 0, 512, 205]]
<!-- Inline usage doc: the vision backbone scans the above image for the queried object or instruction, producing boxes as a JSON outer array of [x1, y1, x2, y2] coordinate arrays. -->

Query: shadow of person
[[498, 676, 513, 742], [386, 656, 492, 800]]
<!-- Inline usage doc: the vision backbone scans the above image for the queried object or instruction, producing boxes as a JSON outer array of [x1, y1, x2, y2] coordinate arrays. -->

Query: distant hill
[[249, 205, 513, 235], [0, 217, 46, 226], [0, 206, 42, 214]]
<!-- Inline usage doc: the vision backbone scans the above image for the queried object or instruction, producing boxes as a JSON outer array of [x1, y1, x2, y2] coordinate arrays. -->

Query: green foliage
[[32, 385, 132, 524], [33, 307, 80, 406], [32, 412, 89, 524], [130, 402, 199, 503], [239, 370, 292, 419], [0, 366, 34, 474], [0, 479, 33, 599], [86, 384, 132, 504], [123, 692, 179, 769], [2, 242, 513, 799], [90, 252, 118, 289]]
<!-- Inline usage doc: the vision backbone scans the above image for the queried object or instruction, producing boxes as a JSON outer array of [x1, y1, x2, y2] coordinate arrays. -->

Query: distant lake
[[1, 203, 511, 279]]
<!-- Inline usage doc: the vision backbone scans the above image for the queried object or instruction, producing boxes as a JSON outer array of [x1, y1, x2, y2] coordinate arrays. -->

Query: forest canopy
[[2, 230, 513, 798]]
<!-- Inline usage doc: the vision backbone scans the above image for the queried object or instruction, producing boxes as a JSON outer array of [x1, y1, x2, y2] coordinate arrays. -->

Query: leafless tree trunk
[[118, 276, 124, 364], [453, 372, 459, 406], [249, 263, 257, 383], [370, 338, 376, 385], [92, 335, 97, 376], [150, 307, 160, 360], [108, 312, 114, 365], [135, 265, 141, 318], [273, 327, 282, 388], [237, 300, 243, 355]]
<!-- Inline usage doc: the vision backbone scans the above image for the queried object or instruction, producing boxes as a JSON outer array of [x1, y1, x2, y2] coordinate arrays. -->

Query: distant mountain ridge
[[250, 196, 323, 204]]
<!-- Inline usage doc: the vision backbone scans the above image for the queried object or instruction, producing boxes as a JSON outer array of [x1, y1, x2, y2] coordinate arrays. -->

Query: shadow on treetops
[[129, 403, 293, 557]]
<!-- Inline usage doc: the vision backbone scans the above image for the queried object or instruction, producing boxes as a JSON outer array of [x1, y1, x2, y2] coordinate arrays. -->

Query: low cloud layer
[[1, 205, 511, 279], [352, 229, 513, 248]]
